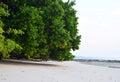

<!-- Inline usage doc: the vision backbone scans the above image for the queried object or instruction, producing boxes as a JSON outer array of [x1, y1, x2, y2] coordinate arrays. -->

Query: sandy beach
[[0, 60, 120, 82]]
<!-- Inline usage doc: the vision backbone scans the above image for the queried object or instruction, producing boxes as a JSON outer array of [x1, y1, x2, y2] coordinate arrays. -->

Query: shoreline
[[75, 59, 120, 69], [0, 59, 120, 82], [0, 60, 120, 82], [1, 59, 120, 68]]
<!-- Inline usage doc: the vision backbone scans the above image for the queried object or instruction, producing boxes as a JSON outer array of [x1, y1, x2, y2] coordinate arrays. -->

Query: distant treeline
[[74, 59, 120, 63], [0, 0, 81, 61]]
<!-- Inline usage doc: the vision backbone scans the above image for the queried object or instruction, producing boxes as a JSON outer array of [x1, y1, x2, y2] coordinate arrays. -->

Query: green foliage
[[6, 28, 24, 35], [0, 2, 9, 17], [50, 48, 74, 61], [1, 0, 81, 61], [0, 2, 22, 60]]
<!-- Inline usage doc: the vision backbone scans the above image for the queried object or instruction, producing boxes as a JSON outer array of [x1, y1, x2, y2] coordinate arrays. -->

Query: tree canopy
[[0, 2, 22, 59], [0, 0, 81, 61]]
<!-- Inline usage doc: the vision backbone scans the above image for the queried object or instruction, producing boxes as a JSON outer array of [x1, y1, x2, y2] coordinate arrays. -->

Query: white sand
[[0, 60, 120, 82]]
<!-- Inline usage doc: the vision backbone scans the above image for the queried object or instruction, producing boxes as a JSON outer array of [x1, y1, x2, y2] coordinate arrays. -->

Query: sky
[[64, 0, 120, 60]]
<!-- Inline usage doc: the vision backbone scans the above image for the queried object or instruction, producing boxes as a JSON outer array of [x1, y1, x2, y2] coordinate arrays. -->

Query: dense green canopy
[[0, 0, 81, 61], [0, 2, 22, 59]]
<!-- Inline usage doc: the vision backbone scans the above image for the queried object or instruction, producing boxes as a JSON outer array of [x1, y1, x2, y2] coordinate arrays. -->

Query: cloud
[[112, 8, 120, 16], [72, 0, 120, 60]]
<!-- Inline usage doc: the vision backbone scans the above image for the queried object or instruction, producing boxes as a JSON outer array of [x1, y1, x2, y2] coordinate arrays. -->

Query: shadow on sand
[[0, 59, 61, 67]]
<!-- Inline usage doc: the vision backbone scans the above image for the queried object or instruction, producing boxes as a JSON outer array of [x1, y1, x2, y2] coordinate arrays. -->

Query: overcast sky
[[64, 0, 120, 60]]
